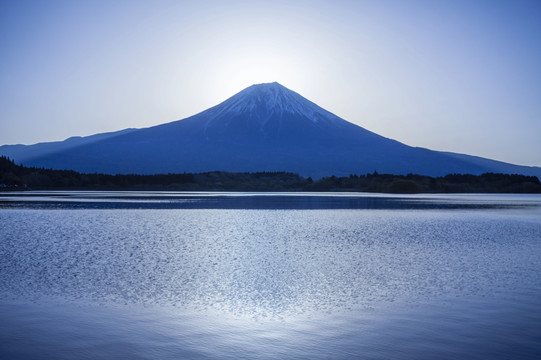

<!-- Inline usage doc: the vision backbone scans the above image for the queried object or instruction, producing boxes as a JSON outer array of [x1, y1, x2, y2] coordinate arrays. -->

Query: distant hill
[[1, 82, 540, 179]]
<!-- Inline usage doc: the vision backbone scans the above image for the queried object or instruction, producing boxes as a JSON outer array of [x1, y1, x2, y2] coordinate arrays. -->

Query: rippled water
[[1, 192, 540, 359]]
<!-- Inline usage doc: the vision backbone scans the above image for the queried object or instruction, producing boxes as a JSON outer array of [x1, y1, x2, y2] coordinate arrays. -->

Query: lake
[[1, 192, 540, 359]]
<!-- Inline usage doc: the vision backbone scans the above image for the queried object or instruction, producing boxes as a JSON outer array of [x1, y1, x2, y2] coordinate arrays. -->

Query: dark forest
[[1, 156, 540, 193]]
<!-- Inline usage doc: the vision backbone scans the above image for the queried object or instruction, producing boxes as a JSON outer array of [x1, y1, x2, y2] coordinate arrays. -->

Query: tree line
[[1, 156, 540, 193]]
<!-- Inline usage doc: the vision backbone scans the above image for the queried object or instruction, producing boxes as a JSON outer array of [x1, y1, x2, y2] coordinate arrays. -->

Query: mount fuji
[[1, 82, 540, 179]]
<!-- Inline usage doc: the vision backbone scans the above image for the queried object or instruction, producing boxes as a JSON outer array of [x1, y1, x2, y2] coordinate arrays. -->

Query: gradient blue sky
[[1, 0, 540, 166]]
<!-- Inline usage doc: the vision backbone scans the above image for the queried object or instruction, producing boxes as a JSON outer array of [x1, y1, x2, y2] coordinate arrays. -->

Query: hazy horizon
[[1, 0, 540, 167]]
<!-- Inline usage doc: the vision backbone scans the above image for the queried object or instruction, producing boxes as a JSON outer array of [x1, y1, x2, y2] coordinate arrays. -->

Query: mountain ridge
[[1, 82, 540, 179]]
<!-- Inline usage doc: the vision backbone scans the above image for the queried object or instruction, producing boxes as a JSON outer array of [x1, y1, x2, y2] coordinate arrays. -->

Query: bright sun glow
[[208, 47, 310, 96]]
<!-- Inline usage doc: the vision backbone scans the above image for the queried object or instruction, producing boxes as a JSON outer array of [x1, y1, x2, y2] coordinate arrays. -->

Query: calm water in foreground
[[1, 192, 540, 359]]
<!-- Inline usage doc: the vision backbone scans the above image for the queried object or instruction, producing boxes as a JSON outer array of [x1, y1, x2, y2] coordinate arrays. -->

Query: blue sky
[[1, 0, 540, 166]]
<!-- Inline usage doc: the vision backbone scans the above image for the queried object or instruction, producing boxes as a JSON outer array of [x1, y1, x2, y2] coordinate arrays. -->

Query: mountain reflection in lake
[[1, 192, 540, 359]]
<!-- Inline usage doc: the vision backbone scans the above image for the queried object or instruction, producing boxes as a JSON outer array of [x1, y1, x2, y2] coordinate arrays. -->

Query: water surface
[[1, 192, 540, 359]]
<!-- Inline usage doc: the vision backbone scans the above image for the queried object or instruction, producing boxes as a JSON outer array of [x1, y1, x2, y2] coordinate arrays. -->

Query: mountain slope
[[1, 82, 540, 179]]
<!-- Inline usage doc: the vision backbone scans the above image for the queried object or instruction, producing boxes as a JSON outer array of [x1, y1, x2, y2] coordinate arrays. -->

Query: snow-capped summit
[[1, 82, 540, 178], [148, 81, 372, 145], [193, 82, 352, 139], [211, 82, 329, 121]]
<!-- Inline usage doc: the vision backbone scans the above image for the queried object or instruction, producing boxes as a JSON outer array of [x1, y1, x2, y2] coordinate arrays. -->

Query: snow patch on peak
[[207, 82, 340, 126]]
